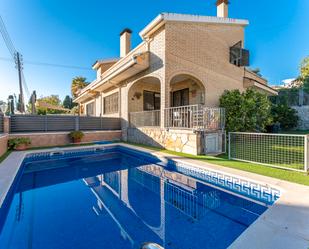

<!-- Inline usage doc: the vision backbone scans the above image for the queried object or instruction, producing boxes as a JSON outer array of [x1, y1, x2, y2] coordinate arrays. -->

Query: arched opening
[[128, 76, 161, 127], [169, 74, 205, 107], [166, 74, 206, 129]]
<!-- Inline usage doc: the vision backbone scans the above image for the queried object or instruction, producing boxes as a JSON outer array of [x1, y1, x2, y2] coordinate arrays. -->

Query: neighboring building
[[74, 1, 277, 155], [272, 78, 299, 90]]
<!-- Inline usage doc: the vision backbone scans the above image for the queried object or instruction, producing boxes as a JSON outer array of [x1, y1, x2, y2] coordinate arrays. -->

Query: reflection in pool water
[[0, 151, 267, 249]]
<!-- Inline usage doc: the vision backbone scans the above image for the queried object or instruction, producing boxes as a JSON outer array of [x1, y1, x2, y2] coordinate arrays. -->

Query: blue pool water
[[0, 147, 270, 249]]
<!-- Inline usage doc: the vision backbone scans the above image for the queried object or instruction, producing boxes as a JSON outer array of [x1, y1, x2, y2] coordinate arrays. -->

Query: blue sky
[[0, 0, 308, 102]]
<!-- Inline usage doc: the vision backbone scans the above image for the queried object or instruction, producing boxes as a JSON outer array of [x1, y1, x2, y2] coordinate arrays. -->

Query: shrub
[[271, 101, 299, 131], [219, 89, 272, 132], [69, 131, 84, 140], [8, 137, 31, 150]]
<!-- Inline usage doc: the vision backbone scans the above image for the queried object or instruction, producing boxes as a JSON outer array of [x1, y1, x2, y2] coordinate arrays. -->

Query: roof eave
[[92, 58, 119, 70], [139, 13, 249, 39]]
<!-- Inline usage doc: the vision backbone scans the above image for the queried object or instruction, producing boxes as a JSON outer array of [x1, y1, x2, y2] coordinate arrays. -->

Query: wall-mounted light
[[133, 92, 142, 100]]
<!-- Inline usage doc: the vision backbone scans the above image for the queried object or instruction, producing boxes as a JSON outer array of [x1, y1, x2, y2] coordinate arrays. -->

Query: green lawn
[[230, 137, 305, 170], [0, 150, 11, 163], [124, 142, 309, 186]]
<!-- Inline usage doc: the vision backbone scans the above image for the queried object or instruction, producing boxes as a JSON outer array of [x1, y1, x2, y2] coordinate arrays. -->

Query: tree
[[37, 95, 66, 115], [63, 95, 75, 109], [219, 89, 272, 132], [0, 100, 6, 114], [300, 56, 309, 79], [297, 56, 309, 93], [71, 77, 89, 98], [250, 68, 262, 77], [5, 95, 15, 115], [271, 101, 299, 130]]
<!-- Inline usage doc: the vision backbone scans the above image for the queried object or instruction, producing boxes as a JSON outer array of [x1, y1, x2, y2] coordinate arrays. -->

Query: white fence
[[229, 132, 308, 172]]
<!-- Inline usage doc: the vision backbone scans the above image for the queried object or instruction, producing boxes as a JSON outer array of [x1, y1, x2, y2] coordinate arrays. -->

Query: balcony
[[129, 105, 225, 131]]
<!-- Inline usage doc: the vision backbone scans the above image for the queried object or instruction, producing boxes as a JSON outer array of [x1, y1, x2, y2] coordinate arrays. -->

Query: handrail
[[128, 105, 225, 131], [129, 110, 160, 127]]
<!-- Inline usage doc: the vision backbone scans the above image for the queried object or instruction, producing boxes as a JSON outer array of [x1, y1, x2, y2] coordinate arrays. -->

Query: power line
[[24, 60, 92, 71], [21, 71, 30, 99], [0, 56, 92, 71], [0, 15, 25, 112], [0, 15, 16, 57], [0, 56, 13, 62]]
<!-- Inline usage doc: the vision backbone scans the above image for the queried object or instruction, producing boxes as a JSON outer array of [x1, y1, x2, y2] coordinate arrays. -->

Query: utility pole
[[15, 52, 25, 113]]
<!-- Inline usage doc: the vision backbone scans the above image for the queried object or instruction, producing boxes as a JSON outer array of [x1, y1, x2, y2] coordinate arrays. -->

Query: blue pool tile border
[[23, 144, 281, 205], [169, 162, 280, 205]]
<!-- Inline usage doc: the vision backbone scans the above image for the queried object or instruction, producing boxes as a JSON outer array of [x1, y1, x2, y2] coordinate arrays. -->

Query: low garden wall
[[9, 130, 122, 148], [127, 127, 203, 155], [0, 135, 8, 157]]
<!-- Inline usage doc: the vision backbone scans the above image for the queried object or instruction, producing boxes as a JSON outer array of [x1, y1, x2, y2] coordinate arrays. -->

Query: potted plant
[[69, 131, 84, 143], [8, 137, 31, 151]]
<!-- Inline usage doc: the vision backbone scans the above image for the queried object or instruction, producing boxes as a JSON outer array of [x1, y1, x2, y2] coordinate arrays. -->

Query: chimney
[[216, 0, 229, 18], [120, 28, 132, 57]]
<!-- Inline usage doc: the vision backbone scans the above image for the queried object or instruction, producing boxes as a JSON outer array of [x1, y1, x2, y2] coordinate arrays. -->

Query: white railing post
[[304, 135, 308, 172], [228, 132, 231, 159]]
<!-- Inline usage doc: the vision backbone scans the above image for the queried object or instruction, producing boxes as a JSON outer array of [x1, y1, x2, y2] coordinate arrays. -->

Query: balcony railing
[[204, 107, 225, 131], [129, 105, 225, 131], [129, 110, 160, 127], [165, 105, 225, 131]]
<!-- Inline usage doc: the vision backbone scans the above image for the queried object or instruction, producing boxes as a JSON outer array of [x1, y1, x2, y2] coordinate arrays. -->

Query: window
[[230, 41, 250, 67], [143, 91, 160, 111], [104, 92, 119, 114], [172, 88, 189, 107], [86, 102, 95, 116]]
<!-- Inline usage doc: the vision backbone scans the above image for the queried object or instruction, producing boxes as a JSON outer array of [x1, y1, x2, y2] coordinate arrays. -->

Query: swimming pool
[[0, 145, 280, 249]]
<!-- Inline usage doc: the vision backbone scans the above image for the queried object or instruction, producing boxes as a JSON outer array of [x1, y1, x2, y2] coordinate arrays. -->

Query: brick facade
[[75, 13, 275, 154]]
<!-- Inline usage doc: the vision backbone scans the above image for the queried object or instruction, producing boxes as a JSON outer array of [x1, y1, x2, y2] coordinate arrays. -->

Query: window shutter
[[240, 49, 250, 66], [104, 93, 119, 114]]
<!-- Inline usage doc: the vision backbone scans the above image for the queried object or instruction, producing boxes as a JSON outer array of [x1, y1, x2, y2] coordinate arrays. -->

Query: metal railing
[[229, 132, 308, 172], [0, 114, 3, 133], [9, 115, 121, 133], [129, 110, 160, 127], [164, 105, 225, 130], [204, 107, 225, 131]]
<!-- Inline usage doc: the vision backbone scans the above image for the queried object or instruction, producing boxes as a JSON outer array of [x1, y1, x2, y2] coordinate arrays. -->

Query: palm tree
[[71, 77, 89, 98]]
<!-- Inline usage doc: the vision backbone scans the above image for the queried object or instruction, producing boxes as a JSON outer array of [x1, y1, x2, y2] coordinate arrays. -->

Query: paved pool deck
[[0, 143, 309, 249]]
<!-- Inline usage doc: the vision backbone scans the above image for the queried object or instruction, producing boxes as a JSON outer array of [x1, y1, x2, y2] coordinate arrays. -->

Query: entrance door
[[172, 88, 189, 107], [143, 91, 160, 111]]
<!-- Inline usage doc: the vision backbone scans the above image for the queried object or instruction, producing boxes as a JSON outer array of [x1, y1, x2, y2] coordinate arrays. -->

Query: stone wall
[[292, 106, 309, 130], [127, 127, 203, 155], [0, 135, 8, 157], [9, 130, 121, 148]]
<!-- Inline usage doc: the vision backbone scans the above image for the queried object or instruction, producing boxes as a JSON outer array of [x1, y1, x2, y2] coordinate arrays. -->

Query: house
[[74, 0, 277, 155]]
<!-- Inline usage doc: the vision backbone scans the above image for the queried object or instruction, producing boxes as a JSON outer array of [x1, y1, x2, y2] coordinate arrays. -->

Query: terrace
[[129, 105, 225, 131]]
